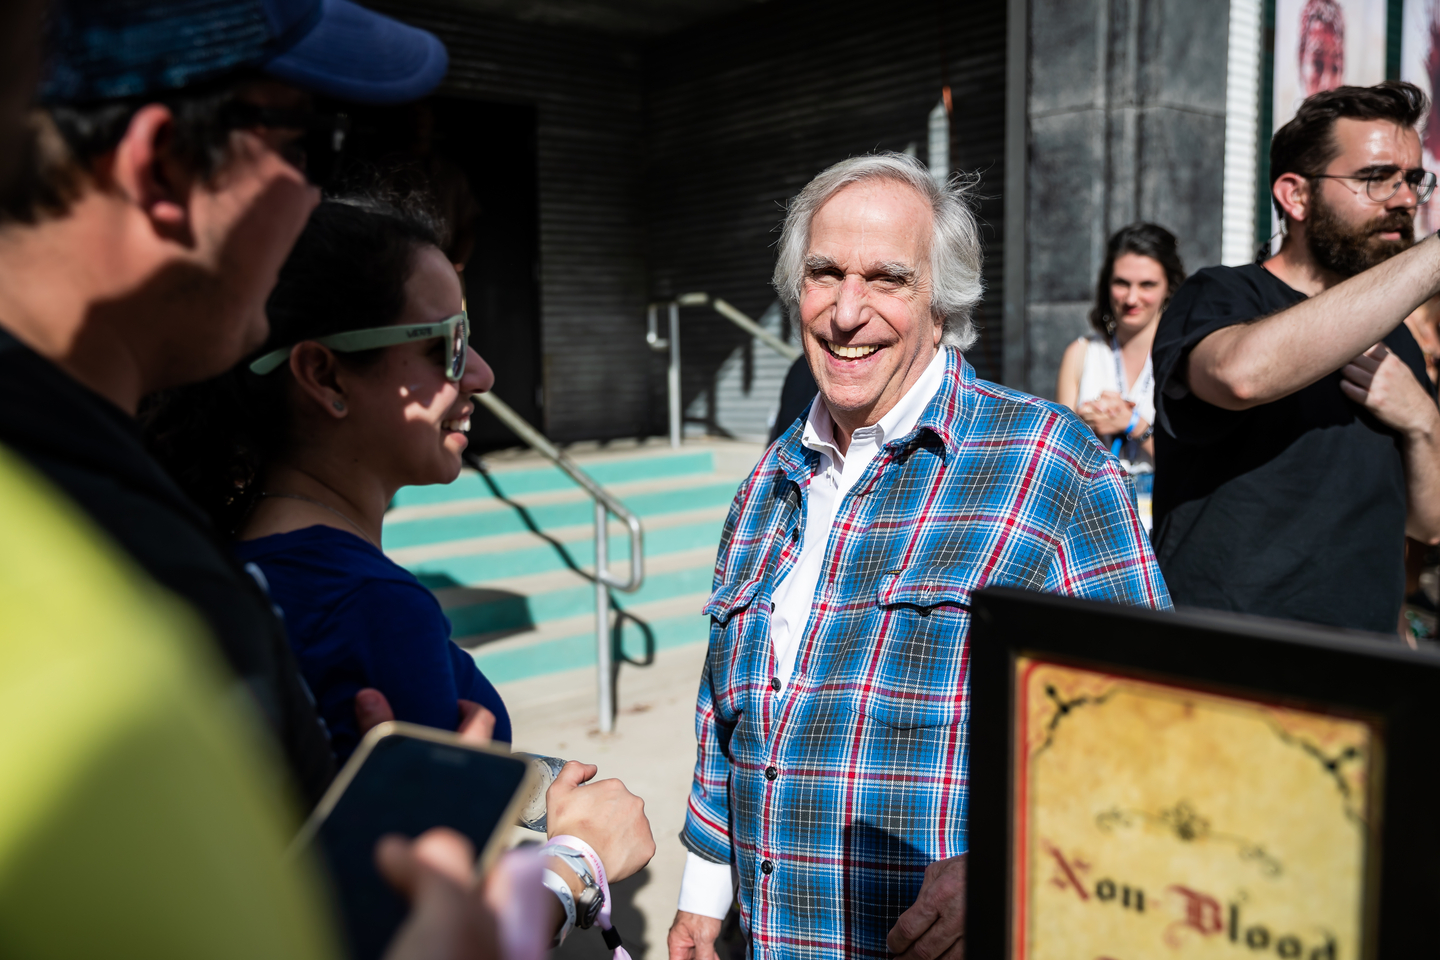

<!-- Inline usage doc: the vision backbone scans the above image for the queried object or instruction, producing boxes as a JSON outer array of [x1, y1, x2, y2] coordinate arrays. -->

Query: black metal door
[[430, 98, 544, 449], [331, 95, 544, 450]]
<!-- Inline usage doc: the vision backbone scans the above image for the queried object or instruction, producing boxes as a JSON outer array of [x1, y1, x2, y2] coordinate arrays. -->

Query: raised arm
[[1340, 344, 1440, 543], [1187, 236, 1440, 410]]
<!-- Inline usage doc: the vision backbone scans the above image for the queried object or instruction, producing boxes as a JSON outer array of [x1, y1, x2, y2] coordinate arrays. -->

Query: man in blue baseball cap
[[0, 0, 452, 804], [0, 5, 666, 960]]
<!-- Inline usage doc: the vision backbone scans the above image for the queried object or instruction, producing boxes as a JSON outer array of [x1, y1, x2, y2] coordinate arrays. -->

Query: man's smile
[[821, 338, 881, 360]]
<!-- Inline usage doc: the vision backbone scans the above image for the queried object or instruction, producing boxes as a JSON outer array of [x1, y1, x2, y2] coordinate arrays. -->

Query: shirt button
[[760, 859, 774, 875], [765, 765, 778, 780], [770, 677, 781, 692]]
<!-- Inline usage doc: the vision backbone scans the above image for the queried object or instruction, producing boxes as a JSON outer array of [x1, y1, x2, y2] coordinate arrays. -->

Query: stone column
[[1007, 0, 1230, 397]]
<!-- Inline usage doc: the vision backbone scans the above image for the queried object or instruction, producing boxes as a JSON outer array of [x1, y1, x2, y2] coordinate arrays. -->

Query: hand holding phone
[[295, 722, 534, 960]]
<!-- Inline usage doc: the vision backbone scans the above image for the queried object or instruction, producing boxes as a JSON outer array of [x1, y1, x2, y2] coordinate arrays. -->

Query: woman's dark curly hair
[[144, 192, 442, 534], [1088, 222, 1187, 337]]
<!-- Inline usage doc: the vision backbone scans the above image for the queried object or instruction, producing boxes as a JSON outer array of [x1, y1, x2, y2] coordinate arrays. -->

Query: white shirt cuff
[[677, 851, 735, 920]]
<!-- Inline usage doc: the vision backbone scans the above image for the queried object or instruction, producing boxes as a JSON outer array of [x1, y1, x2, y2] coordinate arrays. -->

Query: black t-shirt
[[769, 356, 818, 444], [1151, 262, 1430, 634], [0, 329, 335, 803]]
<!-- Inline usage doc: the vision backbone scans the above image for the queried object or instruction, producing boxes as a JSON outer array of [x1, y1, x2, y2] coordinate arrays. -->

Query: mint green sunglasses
[[248, 313, 471, 381]]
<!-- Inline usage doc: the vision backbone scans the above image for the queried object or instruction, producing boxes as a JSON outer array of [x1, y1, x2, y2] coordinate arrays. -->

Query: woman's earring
[[332, 400, 345, 412]]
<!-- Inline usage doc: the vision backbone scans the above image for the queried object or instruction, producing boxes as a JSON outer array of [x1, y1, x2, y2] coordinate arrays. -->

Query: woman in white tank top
[[1055, 223, 1186, 530]]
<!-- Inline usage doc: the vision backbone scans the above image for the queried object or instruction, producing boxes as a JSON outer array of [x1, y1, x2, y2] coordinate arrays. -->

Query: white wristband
[[541, 868, 576, 947], [543, 836, 631, 960]]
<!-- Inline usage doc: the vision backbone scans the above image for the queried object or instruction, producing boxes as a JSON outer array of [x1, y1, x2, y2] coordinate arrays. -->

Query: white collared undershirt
[[676, 347, 950, 921]]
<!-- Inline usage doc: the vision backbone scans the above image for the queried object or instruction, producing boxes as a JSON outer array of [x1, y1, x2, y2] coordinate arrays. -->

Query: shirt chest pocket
[[702, 573, 769, 715], [849, 565, 974, 730], [703, 573, 766, 628]]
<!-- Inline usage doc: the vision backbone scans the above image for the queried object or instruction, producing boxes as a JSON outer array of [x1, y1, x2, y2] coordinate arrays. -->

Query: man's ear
[[288, 342, 349, 419], [1272, 172, 1311, 225], [108, 103, 195, 243]]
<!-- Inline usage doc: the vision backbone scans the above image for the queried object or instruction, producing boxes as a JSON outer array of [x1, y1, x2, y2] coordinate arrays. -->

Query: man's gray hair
[[772, 152, 984, 351]]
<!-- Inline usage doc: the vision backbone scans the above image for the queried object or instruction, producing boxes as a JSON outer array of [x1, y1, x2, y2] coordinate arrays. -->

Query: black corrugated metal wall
[[369, 0, 1007, 443], [642, 0, 1009, 432], [369, 0, 652, 443]]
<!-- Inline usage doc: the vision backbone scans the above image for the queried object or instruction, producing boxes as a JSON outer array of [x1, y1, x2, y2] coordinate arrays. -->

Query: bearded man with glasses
[[1152, 80, 1440, 634]]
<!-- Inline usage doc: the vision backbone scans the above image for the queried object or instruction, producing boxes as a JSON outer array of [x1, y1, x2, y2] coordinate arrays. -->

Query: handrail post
[[470, 390, 644, 731], [594, 499, 614, 733], [667, 302, 681, 448]]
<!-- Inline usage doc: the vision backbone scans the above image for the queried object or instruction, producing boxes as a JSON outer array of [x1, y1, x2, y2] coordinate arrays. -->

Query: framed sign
[[966, 588, 1440, 959]]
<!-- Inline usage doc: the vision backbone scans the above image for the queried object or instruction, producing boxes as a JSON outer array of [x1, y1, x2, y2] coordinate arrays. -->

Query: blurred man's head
[[0, 0, 449, 407], [0, 0, 45, 204], [772, 153, 982, 435], [1270, 81, 1431, 278]]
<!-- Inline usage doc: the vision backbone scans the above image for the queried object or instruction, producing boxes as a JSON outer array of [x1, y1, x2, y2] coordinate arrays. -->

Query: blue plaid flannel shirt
[[681, 349, 1170, 958]]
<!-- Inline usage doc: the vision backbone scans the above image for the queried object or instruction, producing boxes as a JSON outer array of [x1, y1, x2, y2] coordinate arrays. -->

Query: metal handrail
[[647, 292, 802, 447], [681, 292, 801, 362], [473, 390, 643, 732], [646, 302, 681, 448]]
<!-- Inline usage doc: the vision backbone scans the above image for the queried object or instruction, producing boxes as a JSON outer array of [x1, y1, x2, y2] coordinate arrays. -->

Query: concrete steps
[[381, 439, 763, 685]]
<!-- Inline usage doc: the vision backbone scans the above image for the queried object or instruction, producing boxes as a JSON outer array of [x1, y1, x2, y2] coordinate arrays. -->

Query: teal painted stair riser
[[392, 450, 715, 507], [471, 610, 712, 685], [404, 517, 724, 585], [444, 562, 716, 638], [381, 445, 753, 687], [383, 481, 738, 549]]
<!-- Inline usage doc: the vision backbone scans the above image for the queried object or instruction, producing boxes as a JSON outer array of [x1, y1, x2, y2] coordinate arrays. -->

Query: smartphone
[[293, 722, 535, 960]]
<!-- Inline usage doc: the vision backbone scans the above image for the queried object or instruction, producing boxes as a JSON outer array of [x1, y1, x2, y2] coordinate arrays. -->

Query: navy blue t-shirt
[[234, 525, 510, 762]]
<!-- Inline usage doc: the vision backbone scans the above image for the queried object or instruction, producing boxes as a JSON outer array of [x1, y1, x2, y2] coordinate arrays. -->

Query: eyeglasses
[[219, 102, 350, 190], [1309, 168, 1438, 204], [248, 313, 471, 381]]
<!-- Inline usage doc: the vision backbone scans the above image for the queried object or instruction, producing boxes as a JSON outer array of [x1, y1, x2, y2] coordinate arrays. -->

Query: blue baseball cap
[[41, 0, 448, 105]]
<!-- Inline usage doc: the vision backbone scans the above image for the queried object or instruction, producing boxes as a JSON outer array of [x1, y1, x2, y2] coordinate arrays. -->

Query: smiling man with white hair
[[666, 153, 1170, 960]]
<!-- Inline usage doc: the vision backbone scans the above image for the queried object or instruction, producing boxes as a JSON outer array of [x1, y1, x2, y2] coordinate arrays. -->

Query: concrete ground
[[499, 639, 711, 959]]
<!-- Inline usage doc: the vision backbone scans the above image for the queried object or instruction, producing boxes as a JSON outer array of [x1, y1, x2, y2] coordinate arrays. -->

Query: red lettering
[[1042, 841, 1090, 900], [1165, 885, 1224, 947]]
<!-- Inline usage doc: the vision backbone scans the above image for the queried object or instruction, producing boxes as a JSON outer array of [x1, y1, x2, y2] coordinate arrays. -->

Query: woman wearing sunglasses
[[148, 194, 508, 762]]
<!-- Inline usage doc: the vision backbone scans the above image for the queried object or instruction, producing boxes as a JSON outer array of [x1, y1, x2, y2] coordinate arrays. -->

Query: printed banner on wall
[[1402, 0, 1440, 235], [1274, 0, 1388, 129]]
